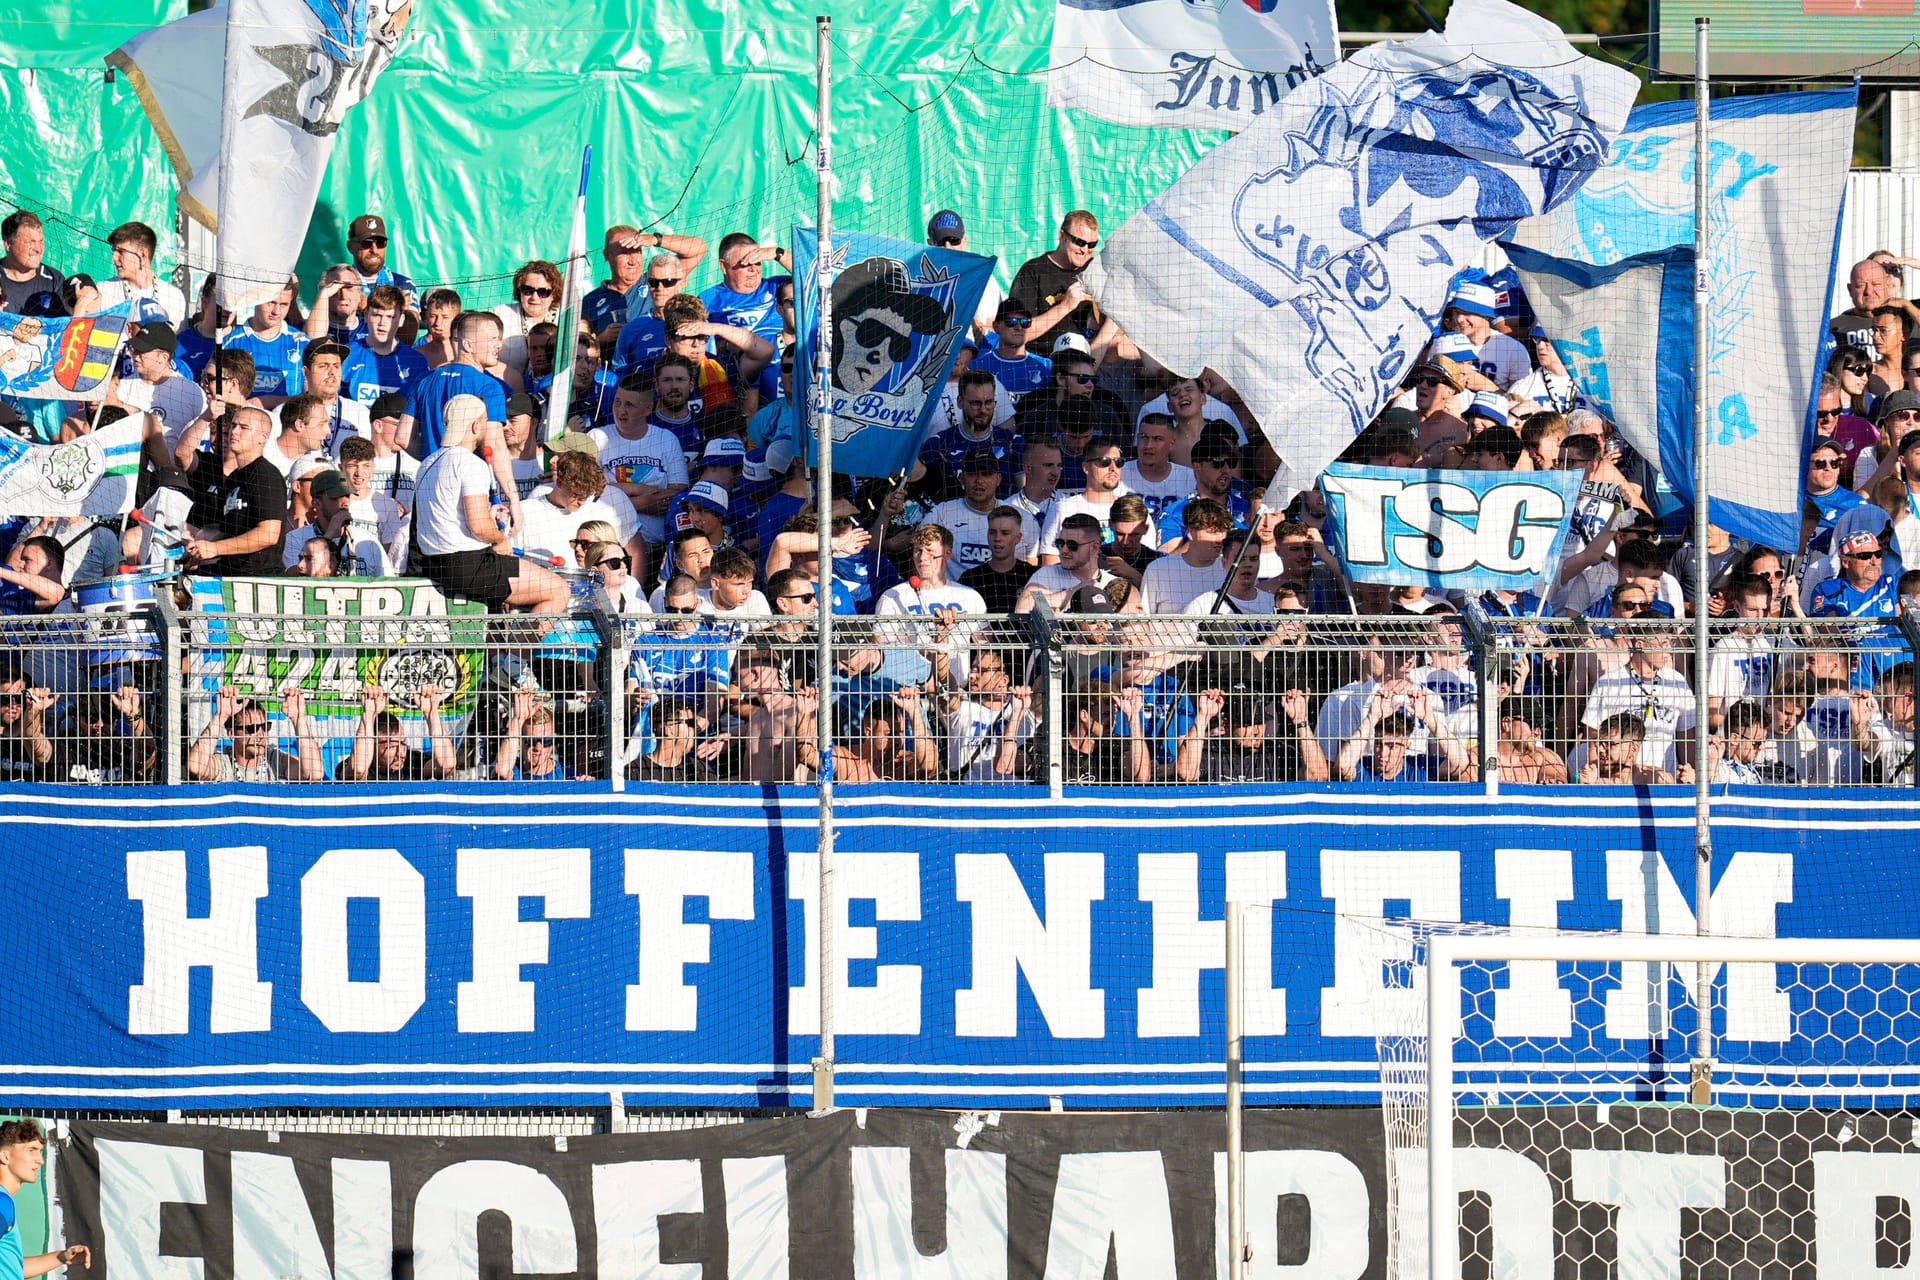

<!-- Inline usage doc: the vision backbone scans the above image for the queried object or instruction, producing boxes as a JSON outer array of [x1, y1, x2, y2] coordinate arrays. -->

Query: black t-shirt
[[44, 733, 151, 783], [627, 753, 711, 782], [960, 561, 1036, 614], [0, 264, 66, 316], [1060, 735, 1133, 785], [1198, 734, 1307, 783], [1015, 391, 1129, 440], [1009, 253, 1097, 353], [189, 456, 289, 576], [333, 749, 439, 782]]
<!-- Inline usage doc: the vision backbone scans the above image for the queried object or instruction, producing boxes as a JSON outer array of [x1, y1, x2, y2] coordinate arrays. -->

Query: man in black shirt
[[336, 683, 456, 781], [0, 212, 66, 315], [1009, 211, 1101, 354], [960, 506, 1036, 613], [185, 406, 288, 576], [1176, 685, 1328, 782]]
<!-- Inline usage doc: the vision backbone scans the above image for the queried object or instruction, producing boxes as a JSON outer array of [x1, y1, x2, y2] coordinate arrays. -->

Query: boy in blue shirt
[[222, 279, 307, 405], [970, 299, 1053, 405]]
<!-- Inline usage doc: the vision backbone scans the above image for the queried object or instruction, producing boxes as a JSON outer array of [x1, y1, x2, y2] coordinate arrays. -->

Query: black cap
[[1900, 429, 1920, 455], [302, 339, 351, 366], [127, 321, 177, 357], [369, 392, 407, 420], [994, 297, 1033, 324], [1878, 389, 1920, 422], [1068, 584, 1113, 615], [961, 447, 1001, 474], [505, 392, 538, 419]]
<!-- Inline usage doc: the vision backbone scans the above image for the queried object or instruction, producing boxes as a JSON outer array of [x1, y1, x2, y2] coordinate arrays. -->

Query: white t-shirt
[[1581, 665, 1696, 771], [704, 590, 772, 619], [1039, 491, 1160, 556], [931, 378, 1016, 431], [118, 373, 207, 450], [946, 699, 1037, 780], [1139, 554, 1225, 615], [1183, 587, 1273, 617], [414, 447, 496, 555], [1120, 461, 1196, 515], [1021, 562, 1116, 607], [96, 278, 187, 327], [1466, 332, 1532, 389], [589, 423, 690, 544], [369, 451, 418, 505], [926, 498, 1037, 572], [518, 484, 642, 563], [1706, 633, 1778, 702], [877, 579, 987, 684], [261, 438, 328, 479]]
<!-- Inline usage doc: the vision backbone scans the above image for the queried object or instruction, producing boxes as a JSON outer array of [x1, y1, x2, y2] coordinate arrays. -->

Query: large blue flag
[[791, 228, 995, 478], [1505, 89, 1857, 551], [1318, 462, 1583, 593]]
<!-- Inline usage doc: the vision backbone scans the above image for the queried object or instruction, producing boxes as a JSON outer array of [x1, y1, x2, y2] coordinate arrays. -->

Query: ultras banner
[[57, 1107, 1915, 1279]]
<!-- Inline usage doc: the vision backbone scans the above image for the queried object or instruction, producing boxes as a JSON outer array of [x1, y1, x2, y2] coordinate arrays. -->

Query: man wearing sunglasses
[[587, 225, 708, 343], [964, 300, 1053, 408], [188, 685, 324, 783], [699, 232, 790, 341], [345, 213, 419, 338], [1805, 438, 1867, 561], [1009, 210, 1101, 353], [1812, 530, 1902, 637], [1039, 437, 1146, 562]]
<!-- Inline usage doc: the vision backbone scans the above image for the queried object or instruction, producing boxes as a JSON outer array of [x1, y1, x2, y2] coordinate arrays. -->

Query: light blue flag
[[1318, 462, 1584, 593], [1505, 89, 1857, 551], [791, 229, 995, 478]]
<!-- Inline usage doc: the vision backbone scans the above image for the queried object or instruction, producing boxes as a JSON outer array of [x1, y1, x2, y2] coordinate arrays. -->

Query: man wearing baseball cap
[[111, 321, 208, 459], [364, 392, 418, 502], [282, 469, 395, 577], [1441, 280, 1530, 390], [926, 210, 1002, 334], [345, 213, 418, 319], [285, 338, 371, 457], [1401, 358, 1468, 461]]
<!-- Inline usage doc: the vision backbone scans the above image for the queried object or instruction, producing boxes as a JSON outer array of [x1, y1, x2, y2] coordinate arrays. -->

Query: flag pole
[[544, 146, 592, 444], [811, 12, 837, 1114], [1689, 15, 1715, 1107]]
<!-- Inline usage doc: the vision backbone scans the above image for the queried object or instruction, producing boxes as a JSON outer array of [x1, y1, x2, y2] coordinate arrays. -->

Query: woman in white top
[[413, 394, 569, 612], [583, 540, 650, 613], [489, 260, 564, 376]]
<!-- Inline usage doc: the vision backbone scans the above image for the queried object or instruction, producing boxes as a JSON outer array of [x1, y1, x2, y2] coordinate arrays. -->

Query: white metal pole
[[1225, 902, 1247, 1280], [1690, 14, 1715, 1107], [811, 13, 837, 1113], [1426, 935, 1458, 1280]]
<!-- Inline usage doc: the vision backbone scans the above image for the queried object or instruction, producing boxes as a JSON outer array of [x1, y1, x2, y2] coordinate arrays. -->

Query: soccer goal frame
[[1423, 932, 1920, 1279]]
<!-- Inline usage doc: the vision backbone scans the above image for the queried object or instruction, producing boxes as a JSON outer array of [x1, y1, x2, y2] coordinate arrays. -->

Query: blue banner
[[791, 227, 994, 477], [1318, 462, 1583, 592], [6, 785, 1917, 1110]]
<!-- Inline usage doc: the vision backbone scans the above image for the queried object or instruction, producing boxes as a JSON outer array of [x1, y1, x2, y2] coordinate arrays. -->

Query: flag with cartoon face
[[791, 228, 995, 477]]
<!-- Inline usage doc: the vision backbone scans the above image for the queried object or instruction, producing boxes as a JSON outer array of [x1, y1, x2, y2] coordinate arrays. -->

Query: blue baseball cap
[[927, 210, 965, 241]]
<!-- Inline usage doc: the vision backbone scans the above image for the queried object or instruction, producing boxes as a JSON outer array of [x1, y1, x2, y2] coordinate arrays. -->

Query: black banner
[[56, 1107, 1914, 1278]]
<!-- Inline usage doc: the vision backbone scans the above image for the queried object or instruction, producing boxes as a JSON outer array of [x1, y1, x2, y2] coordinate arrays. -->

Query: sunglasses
[[520, 285, 553, 298], [0, 693, 22, 707], [1816, 408, 1840, 421], [525, 736, 554, 749], [593, 556, 629, 570], [1065, 373, 1096, 384], [999, 315, 1033, 329], [853, 317, 913, 361], [1888, 410, 1920, 423], [1412, 376, 1448, 389], [234, 721, 269, 734], [782, 591, 817, 603], [647, 276, 680, 288], [1056, 538, 1092, 552], [665, 604, 700, 614], [1846, 550, 1886, 560], [1844, 364, 1872, 375], [1810, 458, 1843, 469], [1064, 232, 1099, 250], [932, 236, 962, 248], [1086, 456, 1121, 468], [1612, 600, 1648, 614], [354, 236, 388, 248]]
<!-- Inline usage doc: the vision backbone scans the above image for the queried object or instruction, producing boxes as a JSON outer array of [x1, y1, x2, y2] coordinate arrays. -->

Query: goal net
[[1381, 927, 1920, 1279]]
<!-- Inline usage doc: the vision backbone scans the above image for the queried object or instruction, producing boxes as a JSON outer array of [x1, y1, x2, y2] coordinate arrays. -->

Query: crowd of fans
[[0, 206, 1914, 785]]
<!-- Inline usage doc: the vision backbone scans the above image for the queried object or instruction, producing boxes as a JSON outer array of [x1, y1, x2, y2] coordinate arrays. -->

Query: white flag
[[0, 419, 146, 518], [1080, 0, 1639, 502], [107, 4, 229, 229], [212, 0, 412, 311], [1047, 0, 1338, 130]]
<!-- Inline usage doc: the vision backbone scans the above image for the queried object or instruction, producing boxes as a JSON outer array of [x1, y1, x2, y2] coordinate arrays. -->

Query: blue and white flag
[[1081, 0, 1639, 504], [0, 417, 145, 518], [792, 228, 995, 478], [1047, 0, 1338, 130], [1505, 89, 1857, 551], [1318, 462, 1584, 593]]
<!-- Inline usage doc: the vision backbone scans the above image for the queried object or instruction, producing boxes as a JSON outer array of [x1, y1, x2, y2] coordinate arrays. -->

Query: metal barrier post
[[1900, 602, 1920, 790], [150, 593, 184, 787], [1462, 604, 1499, 796], [1030, 598, 1062, 797], [584, 594, 624, 791]]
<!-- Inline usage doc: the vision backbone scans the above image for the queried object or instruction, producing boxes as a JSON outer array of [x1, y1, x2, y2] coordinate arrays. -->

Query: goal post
[[1420, 932, 1920, 1280]]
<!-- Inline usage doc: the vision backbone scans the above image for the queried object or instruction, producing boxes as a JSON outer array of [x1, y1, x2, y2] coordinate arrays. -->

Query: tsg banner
[[1, 786, 1913, 1110], [57, 1106, 1920, 1280], [792, 228, 994, 478], [1318, 462, 1582, 591]]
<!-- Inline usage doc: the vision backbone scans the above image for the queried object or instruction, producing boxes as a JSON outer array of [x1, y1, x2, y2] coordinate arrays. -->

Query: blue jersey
[[175, 325, 217, 381], [324, 315, 368, 346], [699, 277, 785, 339], [530, 367, 619, 433], [1354, 753, 1435, 783], [612, 315, 668, 380], [0, 1187, 18, 1280], [919, 423, 1023, 493], [1812, 569, 1906, 682], [341, 339, 429, 406], [1585, 588, 1676, 620], [632, 624, 734, 693], [1156, 484, 1254, 542], [1092, 670, 1194, 765], [404, 363, 508, 455], [582, 284, 630, 337], [1807, 484, 1867, 556], [355, 265, 418, 310], [969, 348, 1053, 403], [648, 409, 703, 466], [222, 325, 307, 397]]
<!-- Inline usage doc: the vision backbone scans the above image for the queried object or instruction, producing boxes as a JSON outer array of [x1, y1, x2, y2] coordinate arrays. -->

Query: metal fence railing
[[2, 603, 1914, 788]]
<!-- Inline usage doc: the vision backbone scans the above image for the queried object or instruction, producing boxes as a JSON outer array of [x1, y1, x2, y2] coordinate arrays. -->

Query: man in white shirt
[[703, 545, 771, 619], [1009, 435, 1062, 535], [1121, 414, 1195, 524], [519, 450, 647, 568], [111, 323, 206, 459], [364, 392, 418, 505], [927, 447, 1037, 572], [877, 522, 988, 685], [1018, 513, 1115, 612], [1041, 438, 1144, 560], [1580, 626, 1697, 773], [95, 222, 186, 326], [281, 340, 370, 456], [589, 375, 689, 547], [261, 392, 332, 478], [1139, 497, 1230, 614], [282, 469, 396, 576], [336, 436, 409, 566], [1441, 281, 1530, 389]]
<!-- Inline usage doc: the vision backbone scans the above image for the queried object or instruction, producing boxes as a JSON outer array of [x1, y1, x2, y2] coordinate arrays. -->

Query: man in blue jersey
[[342, 284, 429, 406], [970, 300, 1053, 406], [586, 227, 708, 342], [919, 370, 1022, 500], [0, 1120, 88, 1280], [222, 278, 307, 405], [397, 311, 523, 533], [700, 233, 791, 339], [1814, 529, 1906, 682], [304, 264, 369, 345]]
